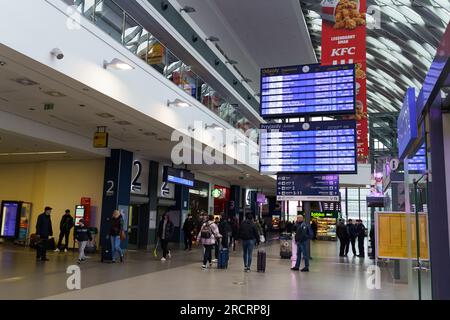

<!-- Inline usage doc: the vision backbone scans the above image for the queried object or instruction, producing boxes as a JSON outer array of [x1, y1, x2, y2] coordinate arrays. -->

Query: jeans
[[184, 232, 192, 249], [203, 245, 214, 265], [78, 241, 87, 260], [294, 241, 309, 269], [242, 239, 255, 268], [57, 230, 70, 250], [111, 235, 123, 261]]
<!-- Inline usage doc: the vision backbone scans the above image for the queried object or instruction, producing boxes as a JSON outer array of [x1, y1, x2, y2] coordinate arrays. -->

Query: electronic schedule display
[[260, 63, 356, 118], [260, 120, 357, 174]]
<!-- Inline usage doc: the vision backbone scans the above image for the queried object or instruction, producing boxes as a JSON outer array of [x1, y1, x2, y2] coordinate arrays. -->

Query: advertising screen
[[260, 64, 356, 118], [260, 120, 357, 174], [75, 205, 85, 227], [0, 201, 20, 237]]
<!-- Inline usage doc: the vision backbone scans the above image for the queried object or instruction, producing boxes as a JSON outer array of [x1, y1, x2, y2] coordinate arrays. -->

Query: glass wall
[[340, 186, 370, 226], [65, 0, 259, 142]]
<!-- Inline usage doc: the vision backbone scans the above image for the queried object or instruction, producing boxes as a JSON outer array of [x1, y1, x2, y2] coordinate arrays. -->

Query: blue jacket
[[295, 222, 312, 243]]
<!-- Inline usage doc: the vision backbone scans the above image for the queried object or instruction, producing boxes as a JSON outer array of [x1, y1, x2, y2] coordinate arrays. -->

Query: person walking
[[55, 209, 74, 253], [197, 215, 222, 269], [291, 215, 312, 272], [182, 214, 195, 250], [219, 216, 232, 249], [346, 219, 357, 256], [35, 206, 54, 262], [158, 214, 174, 261], [336, 219, 349, 257], [239, 214, 260, 272], [110, 210, 125, 263], [356, 219, 367, 257], [75, 219, 92, 264]]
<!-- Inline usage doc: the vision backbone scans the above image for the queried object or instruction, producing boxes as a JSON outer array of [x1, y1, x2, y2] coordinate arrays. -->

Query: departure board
[[260, 120, 357, 174], [260, 64, 356, 118], [407, 144, 426, 173]]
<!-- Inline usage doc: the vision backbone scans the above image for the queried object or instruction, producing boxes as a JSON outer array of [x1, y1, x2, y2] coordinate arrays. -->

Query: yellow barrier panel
[[376, 212, 429, 260]]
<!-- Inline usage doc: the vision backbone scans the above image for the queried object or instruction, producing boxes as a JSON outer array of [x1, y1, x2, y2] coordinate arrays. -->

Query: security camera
[[51, 48, 64, 60]]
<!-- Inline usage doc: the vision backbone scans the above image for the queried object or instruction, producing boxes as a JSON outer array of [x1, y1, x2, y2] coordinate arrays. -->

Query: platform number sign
[[131, 160, 142, 192], [389, 158, 400, 172]]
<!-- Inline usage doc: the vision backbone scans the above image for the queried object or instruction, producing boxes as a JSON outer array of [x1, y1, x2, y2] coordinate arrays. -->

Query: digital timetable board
[[260, 120, 357, 174], [260, 64, 356, 118], [407, 144, 426, 173], [277, 174, 340, 202]]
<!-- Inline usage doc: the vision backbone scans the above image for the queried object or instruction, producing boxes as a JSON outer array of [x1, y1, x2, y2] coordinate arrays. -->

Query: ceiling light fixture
[[225, 59, 238, 65], [13, 78, 39, 86], [180, 6, 196, 13], [0, 151, 67, 156], [0, 61, 6, 66], [205, 123, 224, 131], [167, 98, 190, 107], [205, 36, 220, 42], [103, 58, 134, 70], [44, 91, 66, 97]]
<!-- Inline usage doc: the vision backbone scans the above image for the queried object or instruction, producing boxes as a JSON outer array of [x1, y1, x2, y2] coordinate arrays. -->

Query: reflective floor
[[0, 239, 414, 300]]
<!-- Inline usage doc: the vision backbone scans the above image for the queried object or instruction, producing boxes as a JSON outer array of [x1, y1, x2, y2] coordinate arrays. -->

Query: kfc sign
[[331, 47, 356, 57]]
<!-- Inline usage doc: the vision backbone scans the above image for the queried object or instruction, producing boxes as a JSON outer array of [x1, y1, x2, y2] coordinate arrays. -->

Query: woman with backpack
[[197, 215, 222, 269]]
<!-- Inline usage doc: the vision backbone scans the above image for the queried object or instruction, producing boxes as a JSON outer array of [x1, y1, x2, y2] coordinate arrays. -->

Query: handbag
[[260, 235, 266, 243], [120, 230, 126, 241]]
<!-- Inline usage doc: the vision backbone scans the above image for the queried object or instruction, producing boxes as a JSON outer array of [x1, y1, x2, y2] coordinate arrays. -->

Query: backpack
[[200, 223, 212, 239]]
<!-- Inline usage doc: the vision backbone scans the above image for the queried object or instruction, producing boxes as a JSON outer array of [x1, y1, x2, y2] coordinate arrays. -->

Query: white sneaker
[[54, 248, 60, 253], [161, 257, 166, 261], [201, 264, 207, 269], [212, 259, 218, 263], [64, 248, 68, 253]]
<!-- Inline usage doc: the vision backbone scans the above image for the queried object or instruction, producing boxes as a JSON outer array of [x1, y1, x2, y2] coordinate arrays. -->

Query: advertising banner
[[321, 0, 368, 162]]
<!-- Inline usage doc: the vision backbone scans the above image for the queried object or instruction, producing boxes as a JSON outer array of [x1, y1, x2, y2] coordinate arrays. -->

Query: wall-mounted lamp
[[225, 59, 238, 65], [180, 6, 196, 13], [103, 58, 134, 70], [205, 123, 224, 131], [205, 36, 220, 42], [167, 98, 190, 107]]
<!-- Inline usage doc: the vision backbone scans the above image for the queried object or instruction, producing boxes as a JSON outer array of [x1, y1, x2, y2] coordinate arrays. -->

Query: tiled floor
[[0, 239, 415, 300]]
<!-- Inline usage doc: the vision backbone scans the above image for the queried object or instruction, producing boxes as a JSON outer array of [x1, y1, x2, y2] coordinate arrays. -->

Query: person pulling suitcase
[[239, 214, 260, 272]]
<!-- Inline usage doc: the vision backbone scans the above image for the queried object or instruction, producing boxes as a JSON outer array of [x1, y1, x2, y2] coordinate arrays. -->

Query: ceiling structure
[[171, 0, 317, 93], [300, 0, 450, 114], [0, 51, 276, 192]]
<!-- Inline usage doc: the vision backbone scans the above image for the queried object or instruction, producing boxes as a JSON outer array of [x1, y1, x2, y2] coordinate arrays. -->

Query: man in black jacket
[[55, 209, 74, 253], [182, 215, 195, 250], [291, 215, 312, 272], [346, 219, 357, 256], [219, 216, 232, 249], [336, 219, 349, 256], [239, 214, 260, 272], [36, 206, 53, 261], [356, 219, 367, 257], [75, 219, 92, 264]]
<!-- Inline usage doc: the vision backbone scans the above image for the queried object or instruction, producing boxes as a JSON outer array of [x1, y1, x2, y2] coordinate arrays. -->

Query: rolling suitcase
[[101, 236, 113, 263], [257, 249, 266, 272], [217, 247, 229, 269]]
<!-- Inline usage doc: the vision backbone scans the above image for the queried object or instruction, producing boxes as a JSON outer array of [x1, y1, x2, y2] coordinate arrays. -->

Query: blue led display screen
[[260, 120, 357, 174], [277, 174, 339, 197], [407, 144, 426, 173], [397, 88, 417, 160], [260, 64, 356, 118], [163, 166, 195, 187]]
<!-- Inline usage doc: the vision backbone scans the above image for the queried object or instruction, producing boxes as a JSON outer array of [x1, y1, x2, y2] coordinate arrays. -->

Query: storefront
[[189, 180, 209, 220], [212, 185, 230, 218]]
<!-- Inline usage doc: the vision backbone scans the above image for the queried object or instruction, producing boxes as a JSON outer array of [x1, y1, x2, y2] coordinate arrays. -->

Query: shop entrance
[[128, 202, 149, 250]]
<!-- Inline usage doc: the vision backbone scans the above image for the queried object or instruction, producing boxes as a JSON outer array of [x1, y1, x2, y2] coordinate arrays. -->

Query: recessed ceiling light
[[103, 58, 134, 71], [79, 104, 86, 107], [0, 61, 6, 66], [0, 151, 67, 156], [12, 78, 39, 86], [96, 112, 114, 118], [143, 132, 157, 136], [28, 107, 36, 111], [44, 91, 66, 97], [115, 120, 132, 126]]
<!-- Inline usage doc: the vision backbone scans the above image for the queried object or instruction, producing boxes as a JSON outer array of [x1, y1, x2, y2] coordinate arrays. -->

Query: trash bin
[[280, 232, 292, 259]]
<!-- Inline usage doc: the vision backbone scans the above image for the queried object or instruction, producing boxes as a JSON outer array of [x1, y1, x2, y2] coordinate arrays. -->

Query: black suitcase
[[257, 249, 266, 272], [101, 236, 113, 263]]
